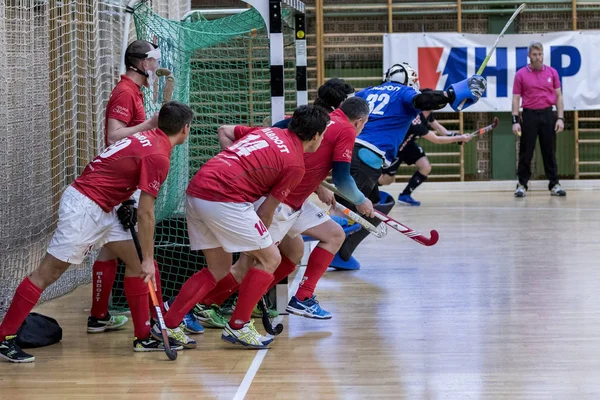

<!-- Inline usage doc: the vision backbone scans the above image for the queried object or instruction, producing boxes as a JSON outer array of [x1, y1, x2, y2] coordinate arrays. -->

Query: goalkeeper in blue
[[335, 62, 486, 261]]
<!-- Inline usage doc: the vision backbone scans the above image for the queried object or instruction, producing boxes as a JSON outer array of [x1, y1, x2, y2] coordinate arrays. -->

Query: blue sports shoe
[[164, 298, 204, 334], [286, 295, 332, 319], [398, 194, 421, 206]]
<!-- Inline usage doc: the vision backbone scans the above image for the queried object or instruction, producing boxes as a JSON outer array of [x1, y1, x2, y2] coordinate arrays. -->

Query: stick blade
[[492, 116, 499, 128], [413, 230, 439, 246]]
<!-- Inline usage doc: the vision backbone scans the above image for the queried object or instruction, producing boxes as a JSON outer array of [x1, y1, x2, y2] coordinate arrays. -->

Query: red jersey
[[187, 126, 305, 204], [104, 75, 146, 146], [72, 129, 172, 212], [286, 108, 355, 209]]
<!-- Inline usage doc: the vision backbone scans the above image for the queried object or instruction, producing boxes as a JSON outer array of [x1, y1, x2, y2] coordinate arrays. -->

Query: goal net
[[110, 2, 299, 309], [0, 0, 190, 320]]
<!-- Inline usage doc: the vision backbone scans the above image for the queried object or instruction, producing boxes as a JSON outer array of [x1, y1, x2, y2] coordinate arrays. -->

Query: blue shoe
[[182, 312, 204, 334], [286, 295, 332, 319], [398, 194, 421, 206], [164, 297, 204, 335]]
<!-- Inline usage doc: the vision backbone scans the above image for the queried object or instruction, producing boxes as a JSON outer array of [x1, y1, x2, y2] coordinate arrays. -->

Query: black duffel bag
[[15, 313, 62, 348]]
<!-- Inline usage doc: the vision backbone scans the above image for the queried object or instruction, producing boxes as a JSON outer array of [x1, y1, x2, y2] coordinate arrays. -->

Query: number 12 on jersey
[[366, 93, 390, 115]]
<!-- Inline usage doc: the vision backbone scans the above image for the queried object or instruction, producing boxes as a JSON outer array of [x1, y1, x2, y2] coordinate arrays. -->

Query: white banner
[[383, 31, 600, 112]]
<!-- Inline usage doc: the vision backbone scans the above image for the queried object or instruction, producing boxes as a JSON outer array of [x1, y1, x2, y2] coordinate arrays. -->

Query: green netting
[[110, 2, 296, 310]]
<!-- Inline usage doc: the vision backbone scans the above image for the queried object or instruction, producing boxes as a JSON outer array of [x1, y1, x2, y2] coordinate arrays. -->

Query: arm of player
[[106, 115, 159, 145], [218, 125, 236, 149], [412, 89, 455, 111], [429, 119, 452, 136], [422, 131, 472, 144], [137, 191, 157, 284], [512, 94, 522, 136], [331, 161, 374, 217], [255, 194, 280, 229], [555, 87, 565, 133]]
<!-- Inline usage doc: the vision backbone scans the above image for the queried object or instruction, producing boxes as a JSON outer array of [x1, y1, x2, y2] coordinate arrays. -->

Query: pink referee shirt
[[513, 64, 561, 110]]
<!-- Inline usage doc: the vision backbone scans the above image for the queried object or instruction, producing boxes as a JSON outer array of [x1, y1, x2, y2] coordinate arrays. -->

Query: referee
[[512, 41, 566, 197]]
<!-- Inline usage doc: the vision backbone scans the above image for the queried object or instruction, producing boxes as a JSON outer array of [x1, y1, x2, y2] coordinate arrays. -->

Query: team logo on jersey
[[342, 149, 352, 159], [412, 115, 422, 125], [112, 105, 129, 117], [280, 188, 291, 198], [149, 180, 161, 191]]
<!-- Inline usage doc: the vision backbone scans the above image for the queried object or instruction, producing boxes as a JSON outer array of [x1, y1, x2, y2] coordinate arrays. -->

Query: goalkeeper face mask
[[128, 47, 161, 88]]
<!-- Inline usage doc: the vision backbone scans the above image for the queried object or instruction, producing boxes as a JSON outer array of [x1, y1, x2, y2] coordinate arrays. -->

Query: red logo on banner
[[418, 47, 444, 90]]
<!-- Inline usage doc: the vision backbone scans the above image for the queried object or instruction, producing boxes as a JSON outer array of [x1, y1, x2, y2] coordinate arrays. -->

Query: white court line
[[424, 206, 600, 212], [233, 266, 306, 400]]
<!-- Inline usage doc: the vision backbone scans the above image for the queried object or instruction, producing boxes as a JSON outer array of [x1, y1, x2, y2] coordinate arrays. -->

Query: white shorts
[[47, 186, 132, 264], [186, 195, 273, 253], [253, 198, 331, 244]]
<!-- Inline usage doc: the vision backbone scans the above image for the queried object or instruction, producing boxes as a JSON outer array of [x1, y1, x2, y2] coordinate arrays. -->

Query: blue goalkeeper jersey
[[355, 82, 420, 162]]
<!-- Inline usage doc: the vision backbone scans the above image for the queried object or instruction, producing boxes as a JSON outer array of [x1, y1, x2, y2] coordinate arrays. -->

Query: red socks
[[150, 260, 165, 319], [229, 269, 274, 330], [201, 273, 240, 307], [295, 247, 334, 301], [0, 277, 43, 341], [90, 259, 118, 319], [164, 268, 217, 329], [124, 277, 150, 339], [266, 255, 297, 292]]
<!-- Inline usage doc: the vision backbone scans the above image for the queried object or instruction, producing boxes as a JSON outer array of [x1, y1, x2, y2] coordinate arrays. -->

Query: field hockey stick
[[332, 202, 387, 238], [129, 227, 177, 361], [258, 295, 283, 336], [156, 68, 174, 104], [457, 3, 527, 111], [468, 117, 499, 138], [321, 181, 439, 247]]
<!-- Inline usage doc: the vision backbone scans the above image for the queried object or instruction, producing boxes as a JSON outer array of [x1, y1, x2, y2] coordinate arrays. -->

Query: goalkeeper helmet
[[384, 63, 419, 91]]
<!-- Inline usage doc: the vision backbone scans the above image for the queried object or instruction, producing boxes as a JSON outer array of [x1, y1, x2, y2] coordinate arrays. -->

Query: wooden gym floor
[[1, 189, 600, 399]]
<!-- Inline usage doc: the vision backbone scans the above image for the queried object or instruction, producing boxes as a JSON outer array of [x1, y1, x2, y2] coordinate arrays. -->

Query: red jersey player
[[153, 105, 330, 349], [197, 96, 374, 324], [0, 102, 192, 363], [88, 40, 164, 335]]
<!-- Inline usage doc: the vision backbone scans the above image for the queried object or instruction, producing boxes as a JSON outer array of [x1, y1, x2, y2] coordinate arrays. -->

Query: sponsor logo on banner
[[384, 31, 597, 110], [417, 45, 581, 97]]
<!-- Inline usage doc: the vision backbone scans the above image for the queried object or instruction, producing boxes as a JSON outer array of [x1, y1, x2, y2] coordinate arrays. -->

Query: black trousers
[[518, 107, 559, 190]]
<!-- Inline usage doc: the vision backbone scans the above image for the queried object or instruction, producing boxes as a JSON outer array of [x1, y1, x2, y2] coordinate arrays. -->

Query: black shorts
[[382, 141, 426, 176]]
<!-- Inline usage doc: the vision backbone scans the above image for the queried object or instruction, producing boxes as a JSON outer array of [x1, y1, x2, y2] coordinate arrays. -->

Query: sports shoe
[[193, 303, 228, 329], [251, 303, 279, 319], [221, 321, 273, 349], [550, 183, 566, 196], [181, 312, 204, 334], [133, 337, 184, 352], [150, 324, 197, 349], [514, 183, 526, 198], [398, 194, 421, 206], [164, 298, 204, 334], [87, 313, 128, 333], [0, 335, 35, 363], [286, 295, 332, 319]]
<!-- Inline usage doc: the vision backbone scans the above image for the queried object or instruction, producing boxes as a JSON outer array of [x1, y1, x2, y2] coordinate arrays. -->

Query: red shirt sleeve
[[106, 90, 136, 125], [138, 154, 171, 198], [552, 68, 561, 89], [513, 70, 523, 95], [233, 126, 257, 141], [270, 165, 305, 203], [332, 126, 356, 163]]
